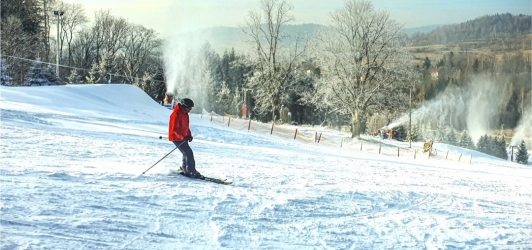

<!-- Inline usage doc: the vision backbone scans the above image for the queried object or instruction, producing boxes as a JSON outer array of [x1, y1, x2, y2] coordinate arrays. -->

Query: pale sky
[[67, 0, 531, 37]]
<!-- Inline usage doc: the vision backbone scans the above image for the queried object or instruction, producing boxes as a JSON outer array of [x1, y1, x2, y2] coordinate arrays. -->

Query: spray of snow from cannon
[[161, 4, 224, 111], [388, 76, 515, 143], [510, 107, 532, 147]]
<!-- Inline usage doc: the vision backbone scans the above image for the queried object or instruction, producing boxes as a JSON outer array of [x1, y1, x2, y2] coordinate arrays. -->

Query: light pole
[[54, 10, 64, 78], [242, 88, 250, 119], [409, 81, 416, 148]]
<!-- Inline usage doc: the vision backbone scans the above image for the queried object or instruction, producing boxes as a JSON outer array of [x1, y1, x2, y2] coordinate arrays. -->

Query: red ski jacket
[[168, 104, 191, 142]]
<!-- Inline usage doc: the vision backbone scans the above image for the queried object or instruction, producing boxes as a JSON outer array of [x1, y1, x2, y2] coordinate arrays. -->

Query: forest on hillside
[[411, 13, 531, 45], [402, 13, 531, 137]]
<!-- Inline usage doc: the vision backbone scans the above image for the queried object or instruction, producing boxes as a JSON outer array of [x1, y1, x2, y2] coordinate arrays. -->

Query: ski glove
[[187, 136, 193, 142]]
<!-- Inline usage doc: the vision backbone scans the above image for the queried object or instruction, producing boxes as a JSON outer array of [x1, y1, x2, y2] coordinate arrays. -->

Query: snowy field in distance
[[1, 84, 531, 249]]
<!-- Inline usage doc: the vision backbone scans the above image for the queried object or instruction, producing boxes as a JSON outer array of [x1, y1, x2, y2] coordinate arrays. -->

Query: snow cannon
[[164, 93, 174, 104], [163, 93, 175, 109], [423, 139, 434, 153]]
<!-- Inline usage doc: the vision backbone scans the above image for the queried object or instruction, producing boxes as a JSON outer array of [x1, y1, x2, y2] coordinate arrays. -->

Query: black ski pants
[[173, 140, 196, 173]]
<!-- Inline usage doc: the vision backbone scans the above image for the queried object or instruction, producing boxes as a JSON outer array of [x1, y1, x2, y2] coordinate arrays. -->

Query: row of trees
[[1, 0, 531, 145], [1, 0, 165, 99], [1, 0, 420, 139], [393, 125, 529, 165], [411, 13, 531, 45]]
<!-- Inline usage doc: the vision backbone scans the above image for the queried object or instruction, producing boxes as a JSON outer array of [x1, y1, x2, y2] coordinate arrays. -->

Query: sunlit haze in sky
[[67, 0, 531, 36]]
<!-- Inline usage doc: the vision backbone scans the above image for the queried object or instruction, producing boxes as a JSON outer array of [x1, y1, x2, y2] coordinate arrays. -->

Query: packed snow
[[1, 84, 531, 249]]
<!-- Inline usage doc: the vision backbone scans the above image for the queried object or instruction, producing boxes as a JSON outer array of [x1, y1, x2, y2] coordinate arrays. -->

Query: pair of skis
[[172, 170, 232, 185]]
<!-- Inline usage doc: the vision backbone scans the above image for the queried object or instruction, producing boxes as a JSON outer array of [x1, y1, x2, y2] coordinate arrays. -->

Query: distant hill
[[401, 24, 445, 36], [174, 23, 324, 54], [410, 13, 532, 45], [168, 13, 531, 53]]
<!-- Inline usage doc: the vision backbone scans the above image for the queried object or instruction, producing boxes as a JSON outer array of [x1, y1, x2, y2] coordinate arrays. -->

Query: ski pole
[[142, 141, 185, 175]]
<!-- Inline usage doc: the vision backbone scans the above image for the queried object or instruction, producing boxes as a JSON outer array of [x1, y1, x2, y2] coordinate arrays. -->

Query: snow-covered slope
[[1, 84, 531, 249]]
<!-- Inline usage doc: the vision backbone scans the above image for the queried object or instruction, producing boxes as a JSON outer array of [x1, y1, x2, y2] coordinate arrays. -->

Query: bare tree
[[69, 27, 96, 74], [56, 1, 88, 67], [310, 0, 416, 137], [91, 10, 128, 64], [243, 0, 307, 122], [41, 0, 57, 62], [0, 16, 35, 85], [121, 25, 161, 84]]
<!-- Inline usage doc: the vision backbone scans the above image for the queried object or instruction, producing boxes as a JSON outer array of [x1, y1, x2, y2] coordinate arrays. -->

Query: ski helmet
[[180, 98, 194, 109]]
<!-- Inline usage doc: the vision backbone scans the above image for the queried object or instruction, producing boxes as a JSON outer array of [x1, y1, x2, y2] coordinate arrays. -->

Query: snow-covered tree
[[309, 0, 417, 138], [477, 135, 490, 154], [135, 71, 155, 94], [493, 136, 508, 160], [24, 60, 60, 86], [86, 52, 114, 84], [243, 0, 307, 122], [444, 128, 458, 146], [1, 57, 13, 86], [515, 140, 529, 165], [215, 82, 234, 114], [67, 69, 81, 84], [459, 130, 476, 150], [477, 135, 508, 160]]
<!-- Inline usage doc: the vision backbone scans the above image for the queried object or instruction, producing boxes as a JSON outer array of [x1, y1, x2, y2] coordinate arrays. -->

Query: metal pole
[[142, 146, 179, 175], [409, 85, 412, 148], [55, 11, 59, 77], [54, 10, 64, 78], [142, 141, 186, 175]]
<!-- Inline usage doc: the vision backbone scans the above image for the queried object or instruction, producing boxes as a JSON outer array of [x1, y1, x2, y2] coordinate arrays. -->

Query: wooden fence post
[[270, 122, 274, 135], [379, 143, 381, 154], [317, 133, 322, 143], [397, 147, 400, 157], [228, 117, 231, 127], [458, 153, 462, 162], [414, 149, 417, 159], [445, 151, 449, 160], [248, 119, 252, 131], [294, 129, 298, 140]]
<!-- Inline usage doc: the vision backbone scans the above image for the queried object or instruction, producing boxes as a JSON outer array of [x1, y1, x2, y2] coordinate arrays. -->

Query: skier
[[168, 98, 202, 178]]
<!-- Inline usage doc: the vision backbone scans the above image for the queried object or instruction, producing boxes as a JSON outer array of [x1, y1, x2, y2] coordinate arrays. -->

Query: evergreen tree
[[24, 60, 60, 86], [444, 128, 458, 146], [486, 135, 497, 156], [1, 57, 13, 86], [86, 53, 114, 84], [459, 130, 476, 150], [515, 140, 530, 165], [215, 82, 233, 114], [67, 69, 80, 84], [393, 125, 408, 141], [477, 134, 508, 160], [477, 134, 490, 154], [423, 57, 431, 70], [494, 136, 508, 160], [86, 62, 105, 84]]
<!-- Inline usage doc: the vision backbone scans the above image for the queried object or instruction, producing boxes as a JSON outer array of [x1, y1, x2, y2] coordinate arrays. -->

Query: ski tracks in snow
[[3, 106, 532, 249]]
